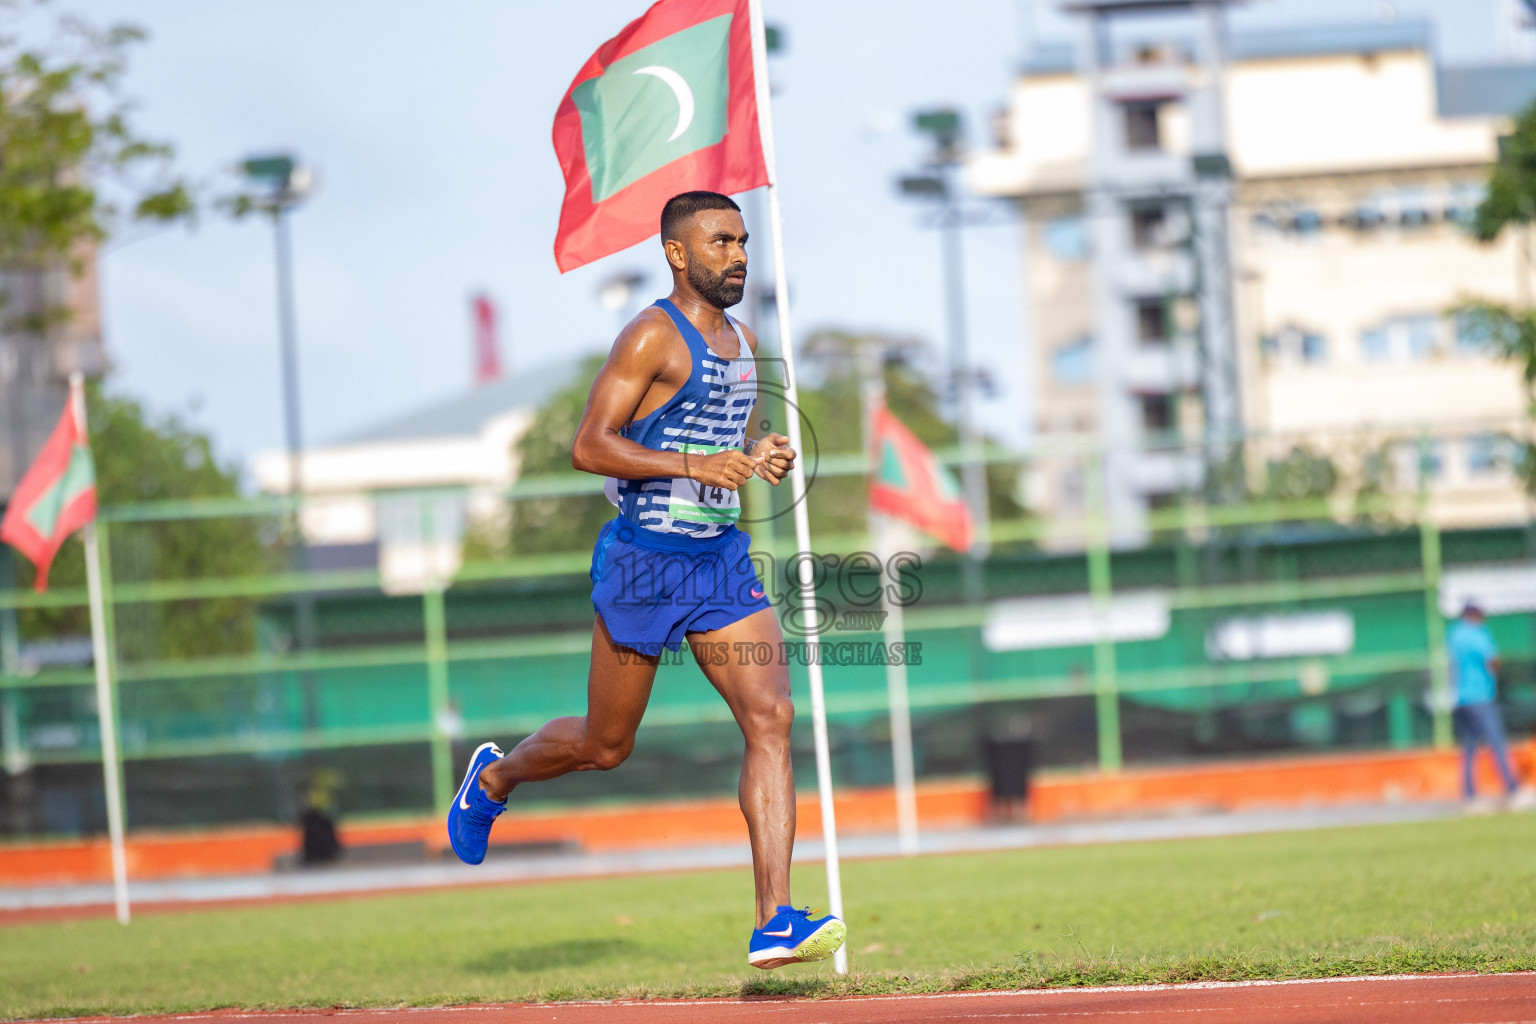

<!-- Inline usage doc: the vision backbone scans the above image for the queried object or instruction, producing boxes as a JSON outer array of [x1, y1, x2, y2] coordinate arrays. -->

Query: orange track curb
[[2, 742, 1529, 887]]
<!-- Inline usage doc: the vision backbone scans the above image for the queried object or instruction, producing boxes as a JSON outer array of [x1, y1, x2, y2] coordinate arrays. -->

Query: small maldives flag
[[0, 394, 97, 592], [552, 0, 769, 273], [868, 404, 973, 554]]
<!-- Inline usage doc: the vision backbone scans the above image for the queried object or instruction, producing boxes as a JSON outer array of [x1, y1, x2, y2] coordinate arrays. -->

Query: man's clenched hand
[[751, 433, 796, 485]]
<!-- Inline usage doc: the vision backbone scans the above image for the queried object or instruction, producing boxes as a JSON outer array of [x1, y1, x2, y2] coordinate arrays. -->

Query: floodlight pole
[[749, 0, 848, 975], [273, 206, 306, 519], [899, 120, 991, 685], [244, 154, 320, 740]]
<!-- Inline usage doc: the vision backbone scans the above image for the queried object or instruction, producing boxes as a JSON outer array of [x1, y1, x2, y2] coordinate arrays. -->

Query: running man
[[447, 191, 846, 969]]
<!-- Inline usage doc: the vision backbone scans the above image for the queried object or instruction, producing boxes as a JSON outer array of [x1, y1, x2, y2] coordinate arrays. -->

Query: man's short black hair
[[661, 191, 741, 242]]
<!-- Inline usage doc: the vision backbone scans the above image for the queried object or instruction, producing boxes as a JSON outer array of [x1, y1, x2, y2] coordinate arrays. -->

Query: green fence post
[[1086, 453, 1122, 772], [1419, 506, 1453, 749], [423, 584, 454, 811], [1387, 694, 1414, 749], [420, 498, 455, 812]]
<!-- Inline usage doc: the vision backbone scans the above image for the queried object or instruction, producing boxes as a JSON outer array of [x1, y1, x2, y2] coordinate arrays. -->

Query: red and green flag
[[552, 0, 768, 272], [868, 404, 973, 554], [0, 396, 97, 592]]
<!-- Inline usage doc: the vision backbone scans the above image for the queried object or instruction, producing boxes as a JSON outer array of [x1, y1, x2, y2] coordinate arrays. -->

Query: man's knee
[[748, 696, 795, 740]]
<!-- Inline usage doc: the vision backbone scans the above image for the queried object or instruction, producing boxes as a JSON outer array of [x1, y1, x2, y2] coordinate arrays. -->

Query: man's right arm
[[571, 316, 758, 490]]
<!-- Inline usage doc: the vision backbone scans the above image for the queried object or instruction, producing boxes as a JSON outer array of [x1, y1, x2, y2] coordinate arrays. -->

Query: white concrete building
[[251, 359, 582, 591], [970, 17, 1536, 541]]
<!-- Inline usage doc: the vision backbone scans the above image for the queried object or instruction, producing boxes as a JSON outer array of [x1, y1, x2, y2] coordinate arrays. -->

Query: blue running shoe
[[747, 906, 847, 969], [447, 741, 506, 865]]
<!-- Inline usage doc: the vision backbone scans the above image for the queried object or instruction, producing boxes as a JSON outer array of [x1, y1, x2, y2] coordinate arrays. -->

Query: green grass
[[4, 815, 1536, 1018]]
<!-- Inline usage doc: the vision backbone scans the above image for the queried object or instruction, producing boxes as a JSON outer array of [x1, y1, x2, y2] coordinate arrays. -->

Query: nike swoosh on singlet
[[739, 366, 753, 380]]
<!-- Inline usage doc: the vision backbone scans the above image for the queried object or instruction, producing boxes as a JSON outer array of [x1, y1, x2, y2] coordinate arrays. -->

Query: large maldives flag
[[552, 0, 768, 273], [0, 396, 97, 592]]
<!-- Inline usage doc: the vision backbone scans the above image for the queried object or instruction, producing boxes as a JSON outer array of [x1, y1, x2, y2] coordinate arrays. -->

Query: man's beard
[[687, 259, 746, 308]]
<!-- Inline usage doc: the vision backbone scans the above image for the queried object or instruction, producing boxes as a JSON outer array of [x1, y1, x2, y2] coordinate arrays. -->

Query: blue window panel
[[1456, 311, 1493, 356], [1361, 327, 1391, 362], [1052, 337, 1094, 384], [1466, 434, 1499, 476], [1293, 209, 1322, 234], [1043, 216, 1088, 261], [1406, 316, 1438, 359]]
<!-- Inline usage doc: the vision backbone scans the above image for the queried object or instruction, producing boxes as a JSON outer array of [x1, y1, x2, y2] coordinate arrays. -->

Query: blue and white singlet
[[605, 298, 758, 539]]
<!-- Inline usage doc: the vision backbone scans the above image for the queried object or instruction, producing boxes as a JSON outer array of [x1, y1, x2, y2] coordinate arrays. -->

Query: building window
[[1360, 315, 1443, 363], [1406, 316, 1438, 359], [1262, 325, 1327, 366], [1141, 393, 1174, 432], [1131, 205, 1166, 249], [1051, 336, 1094, 384], [1253, 202, 1323, 239], [1465, 433, 1507, 477], [1455, 311, 1495, 356], [1136, 298, 1168, 343], [1397, 188, 1431, 230], [1043, 216, 1088, 261], [1394, 439, 1444, 484], [1347, 198, 1385, 231], [1124, 101, 1161, 151], [1361, 326, 1390, 362]]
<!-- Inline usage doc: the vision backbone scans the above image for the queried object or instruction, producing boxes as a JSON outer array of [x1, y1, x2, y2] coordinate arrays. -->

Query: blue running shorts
[[590, 517, 772, 656]]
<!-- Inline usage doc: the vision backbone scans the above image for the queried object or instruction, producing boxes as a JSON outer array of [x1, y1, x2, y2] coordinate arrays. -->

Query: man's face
[[678, 209, 748, 309]]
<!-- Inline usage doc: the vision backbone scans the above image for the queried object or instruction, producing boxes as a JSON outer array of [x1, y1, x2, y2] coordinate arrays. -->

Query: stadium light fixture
[[899, 174, 947, 198], [241, 153, 316, 212]]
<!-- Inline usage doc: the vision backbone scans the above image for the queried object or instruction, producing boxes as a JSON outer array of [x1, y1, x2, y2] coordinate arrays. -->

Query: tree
[[17, 381, 264, 660], [1471, 99, 1536, 244], [1445, 98, 1536, 494], [1, 4, 245, 659], [1263, 445, 1338, 503], [0, 1, 192, 284]]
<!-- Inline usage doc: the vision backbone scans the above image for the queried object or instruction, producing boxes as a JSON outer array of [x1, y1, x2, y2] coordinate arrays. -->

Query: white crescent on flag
[[632, 64, 695, 142]]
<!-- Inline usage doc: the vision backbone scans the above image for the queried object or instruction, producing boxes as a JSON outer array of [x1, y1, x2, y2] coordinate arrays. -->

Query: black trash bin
[[984, 716, 1034, 824]]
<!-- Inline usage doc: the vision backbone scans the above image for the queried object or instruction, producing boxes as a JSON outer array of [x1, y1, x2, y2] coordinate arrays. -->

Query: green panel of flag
[[879, 440, 907, 490], [573, 14, 734, 203], [24, 443, 95, 537]]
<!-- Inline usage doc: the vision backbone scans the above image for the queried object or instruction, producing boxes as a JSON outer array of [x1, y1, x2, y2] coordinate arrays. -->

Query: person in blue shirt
[[1447, 602, 1521, 802]]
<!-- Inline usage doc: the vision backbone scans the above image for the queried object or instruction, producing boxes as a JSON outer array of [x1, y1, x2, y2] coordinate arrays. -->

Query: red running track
[[40, 973, 1536, 1024]]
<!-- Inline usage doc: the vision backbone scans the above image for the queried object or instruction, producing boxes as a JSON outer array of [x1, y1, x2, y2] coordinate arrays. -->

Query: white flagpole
[[748, 0, 847, 973], [72, 373, 130, 925]]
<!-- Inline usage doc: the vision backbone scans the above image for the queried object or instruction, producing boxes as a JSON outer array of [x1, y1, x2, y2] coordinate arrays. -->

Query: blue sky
[[58, 0, 1525, 480]]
